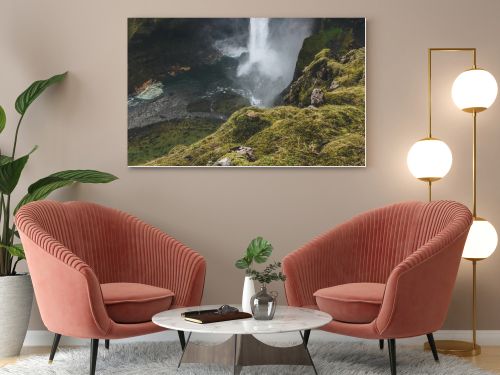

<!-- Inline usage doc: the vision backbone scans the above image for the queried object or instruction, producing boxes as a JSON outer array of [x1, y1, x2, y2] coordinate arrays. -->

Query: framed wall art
[[128, 18, 365, 167]]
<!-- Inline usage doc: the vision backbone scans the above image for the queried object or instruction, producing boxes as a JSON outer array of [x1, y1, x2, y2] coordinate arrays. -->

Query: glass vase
[[250, 285, 278, 320]]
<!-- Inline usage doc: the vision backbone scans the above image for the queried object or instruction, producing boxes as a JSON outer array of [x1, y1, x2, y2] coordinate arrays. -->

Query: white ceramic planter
[[241, 275, 255, 313], [0, 274, 33, 358]]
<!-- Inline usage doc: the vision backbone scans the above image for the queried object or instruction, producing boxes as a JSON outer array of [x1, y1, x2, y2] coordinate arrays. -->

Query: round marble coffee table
[[153, 305, 332, 374]]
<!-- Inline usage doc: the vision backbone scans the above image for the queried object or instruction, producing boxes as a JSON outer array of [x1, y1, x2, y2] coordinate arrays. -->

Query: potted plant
[[235, 237, 286, 318], [0, 72, 117, 358], [235, 237, 273, 312]]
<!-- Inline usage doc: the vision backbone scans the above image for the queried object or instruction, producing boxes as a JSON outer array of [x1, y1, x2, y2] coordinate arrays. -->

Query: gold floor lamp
[[407, 48, 498, 356]]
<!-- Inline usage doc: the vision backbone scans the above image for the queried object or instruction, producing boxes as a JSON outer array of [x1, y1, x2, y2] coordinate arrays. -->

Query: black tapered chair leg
[[388, 339, 396, 375], [105, 339, 110, 350], [303, 329, 311, 347], [177, 330, 186, 350], [379, 339, 384, 350], [90, 339, 99, 375], [426, 333, 439, 362], [48, 333, 62, 363]]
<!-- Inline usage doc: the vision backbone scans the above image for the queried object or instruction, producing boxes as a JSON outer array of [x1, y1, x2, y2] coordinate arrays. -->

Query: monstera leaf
[[246, 236, 273, 263], [235, 237, 274, 269], [15, 169, 117, 213], [15, 72, 67, 115]]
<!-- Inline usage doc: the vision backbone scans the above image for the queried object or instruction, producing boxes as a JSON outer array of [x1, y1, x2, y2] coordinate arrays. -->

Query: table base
[[178, 331, 317, 374]]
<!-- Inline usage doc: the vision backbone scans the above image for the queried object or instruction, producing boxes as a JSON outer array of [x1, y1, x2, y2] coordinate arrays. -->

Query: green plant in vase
[[235, 236, 273, 313], [235, 237, 286, 319], [0, 72, 117, 357]]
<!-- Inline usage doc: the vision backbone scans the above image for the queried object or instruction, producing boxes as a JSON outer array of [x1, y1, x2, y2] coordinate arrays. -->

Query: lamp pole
[[423, 47, 484, 357], [469, 108, 479, 352]]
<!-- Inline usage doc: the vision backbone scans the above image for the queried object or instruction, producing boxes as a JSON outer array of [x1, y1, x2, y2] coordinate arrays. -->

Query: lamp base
[[424, 340, 481, 357]]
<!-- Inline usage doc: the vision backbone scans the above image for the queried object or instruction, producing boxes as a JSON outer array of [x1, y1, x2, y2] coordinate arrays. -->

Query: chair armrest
[[375, 227, 470, 338], [283, 220, 357, 307], [18, 230, 111, 339], [126, 219, 206, 307]]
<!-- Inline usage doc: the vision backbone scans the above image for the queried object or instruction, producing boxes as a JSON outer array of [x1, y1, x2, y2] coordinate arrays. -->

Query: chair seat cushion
[[101, 283, 174, 324], [313, 283, 385, 324]]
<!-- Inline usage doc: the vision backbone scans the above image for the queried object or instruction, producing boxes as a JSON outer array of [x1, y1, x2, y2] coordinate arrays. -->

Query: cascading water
[[237, 18, 273, 78], [235, 18, 313, 107]]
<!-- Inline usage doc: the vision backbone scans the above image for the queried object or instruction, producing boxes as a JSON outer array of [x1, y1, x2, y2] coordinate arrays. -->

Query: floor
[[1, 345, 500, 373]]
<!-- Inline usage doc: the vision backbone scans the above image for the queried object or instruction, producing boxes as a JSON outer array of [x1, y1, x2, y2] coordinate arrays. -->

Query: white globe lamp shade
[[452, 69, 498, 113], [462, 218, 498, 259], [407, 138, 453, 181]]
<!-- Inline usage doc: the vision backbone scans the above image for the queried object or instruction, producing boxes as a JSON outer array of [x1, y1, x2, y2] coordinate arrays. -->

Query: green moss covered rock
[[283, 47, 365, 108], [320, 133, 365, 166], [147, 103, 364, 167]]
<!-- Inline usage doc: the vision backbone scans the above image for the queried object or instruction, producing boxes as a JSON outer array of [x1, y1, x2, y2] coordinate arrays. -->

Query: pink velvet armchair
[[16, 200, 206, 375], [283, 200, 472, 375]]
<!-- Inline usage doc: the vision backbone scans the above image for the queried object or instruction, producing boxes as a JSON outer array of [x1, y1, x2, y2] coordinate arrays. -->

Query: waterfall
[[237, 18, 271, 77], [234, 18, 313, 107]]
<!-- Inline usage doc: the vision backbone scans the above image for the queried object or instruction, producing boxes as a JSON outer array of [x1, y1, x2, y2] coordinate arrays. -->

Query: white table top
[[152, 305, 332, 335]]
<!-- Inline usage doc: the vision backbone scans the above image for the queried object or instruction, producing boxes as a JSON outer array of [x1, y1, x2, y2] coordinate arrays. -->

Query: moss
[[295, 28, 343, 74], [319, 133, 365, 166], [247, 105, 363, 166], [334, 48, 365, 87], [283, 47, 365, 108], [150, 104, 364, 166], [231, 109, 274, 142], [324, 86, 365, 106], [128, 118, 221, 166]]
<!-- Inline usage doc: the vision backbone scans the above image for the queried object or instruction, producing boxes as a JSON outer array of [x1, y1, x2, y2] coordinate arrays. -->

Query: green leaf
[[0, 152, 31, 194], [235, 258, 250, 269], [246, 237, 273, 264], [0, 105, 5, 134], [16, 180, 73, 212], [15, 72, 67, 115], [50, 169, 118, 183], [28, 170, 117, 193], [0, 244, 25, 259], [14, 169, 117, 214]]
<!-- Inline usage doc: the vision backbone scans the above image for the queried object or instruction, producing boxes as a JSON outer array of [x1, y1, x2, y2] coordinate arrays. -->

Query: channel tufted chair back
[[16, 200, 206, 308], [284, 200, 472, 308]]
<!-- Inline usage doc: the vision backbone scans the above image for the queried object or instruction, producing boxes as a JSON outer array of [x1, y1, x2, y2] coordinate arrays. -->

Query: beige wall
[[2, 0, 500, 331]]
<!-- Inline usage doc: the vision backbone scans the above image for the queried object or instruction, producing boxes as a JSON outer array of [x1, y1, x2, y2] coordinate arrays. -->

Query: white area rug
[[0, 341, 494, 374]]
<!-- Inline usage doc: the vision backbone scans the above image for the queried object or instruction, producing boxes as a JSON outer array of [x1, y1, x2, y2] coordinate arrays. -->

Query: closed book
[[181, 309, 218, 317], [183, 311, 252, 324]]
